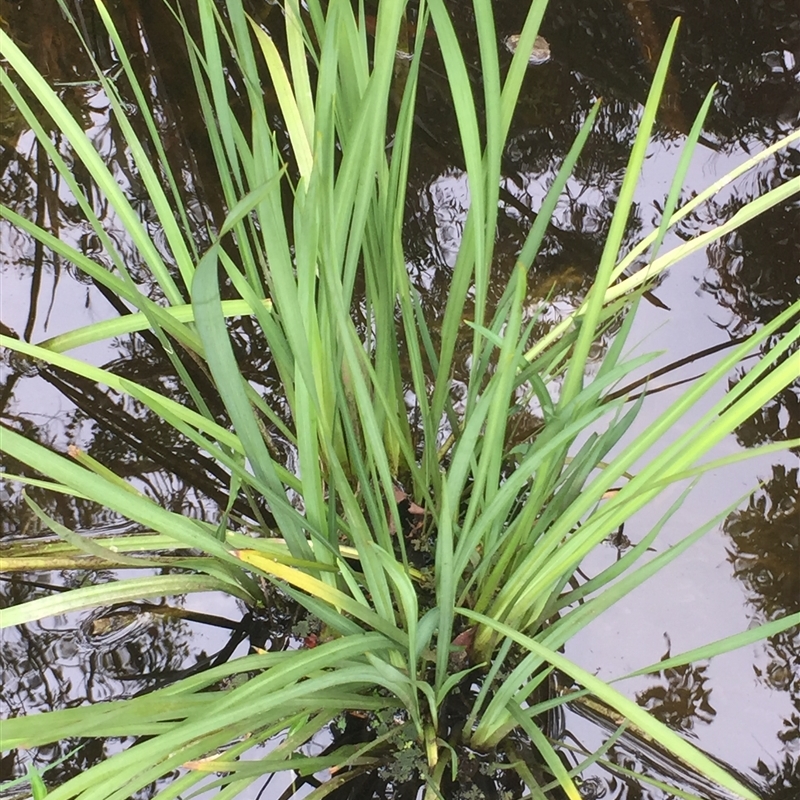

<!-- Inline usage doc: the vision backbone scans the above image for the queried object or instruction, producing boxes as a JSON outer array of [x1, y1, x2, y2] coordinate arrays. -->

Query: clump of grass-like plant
[[1, 0, 799, 798]]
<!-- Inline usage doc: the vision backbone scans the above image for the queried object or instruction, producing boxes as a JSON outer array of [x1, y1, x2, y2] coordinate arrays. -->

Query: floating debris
[[504, 33, 551, 65]]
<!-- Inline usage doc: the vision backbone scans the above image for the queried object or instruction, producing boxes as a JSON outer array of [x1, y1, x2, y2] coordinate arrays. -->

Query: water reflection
[[1, 568, 188, 788], [635, 645, 717, 736], [725, 464, 800, 766], [0, 570, 296, 790], [1, 0, 799, 796], [699, 195, 800, 335]]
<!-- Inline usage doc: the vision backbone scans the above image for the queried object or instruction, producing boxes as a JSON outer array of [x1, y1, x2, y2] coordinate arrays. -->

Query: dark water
[[1, 0, 799, 797]]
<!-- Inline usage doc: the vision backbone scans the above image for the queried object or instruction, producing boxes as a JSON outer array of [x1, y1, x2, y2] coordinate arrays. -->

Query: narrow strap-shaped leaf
[[2, 573, 240, 629]]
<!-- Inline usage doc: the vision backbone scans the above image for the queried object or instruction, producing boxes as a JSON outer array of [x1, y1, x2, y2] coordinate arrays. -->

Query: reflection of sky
[[2, 94, 143, 451], [560, 135, 799, 777], [423, 169, 470, 269], [1, 268, 119, 450]]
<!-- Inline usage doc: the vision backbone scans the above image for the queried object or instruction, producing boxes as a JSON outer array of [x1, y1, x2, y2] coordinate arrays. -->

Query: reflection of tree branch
[[754, 751, 800, 799], [87, 276, 231, 420], [605, 334, 752, 402], [568, 692, 753, 800], [23, 141, 47, 341], [37, 365, 275, 526]]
